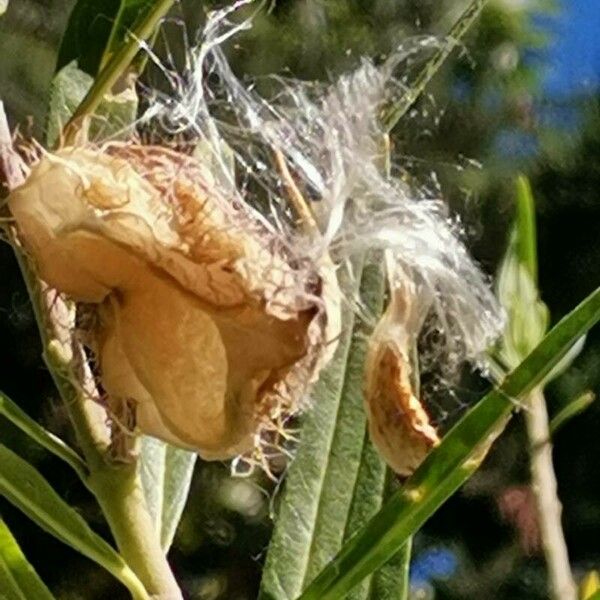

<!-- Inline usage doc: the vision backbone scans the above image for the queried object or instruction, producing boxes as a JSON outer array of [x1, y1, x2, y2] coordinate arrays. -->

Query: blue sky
[[542, 0, 600, 95]]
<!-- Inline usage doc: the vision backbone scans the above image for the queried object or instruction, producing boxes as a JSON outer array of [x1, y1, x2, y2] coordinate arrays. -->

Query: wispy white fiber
[[139, 1, 503, 373]]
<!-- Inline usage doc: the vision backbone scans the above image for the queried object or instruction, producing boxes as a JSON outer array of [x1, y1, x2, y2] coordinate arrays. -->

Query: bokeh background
[[1, 1, 599, 598]]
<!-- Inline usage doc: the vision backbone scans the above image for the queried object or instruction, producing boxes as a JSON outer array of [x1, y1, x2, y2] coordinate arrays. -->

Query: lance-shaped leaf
[[0, 518, 55, 600], [139, 437, 196, 552], [496, 175, 549, 368], [298, 285, 600, 600], [260, 259, 406, 600], [258, 260, 422, 600], [0, 391, 87, 482], [0, 444, 149, 599], [549, 390, 595, 435]]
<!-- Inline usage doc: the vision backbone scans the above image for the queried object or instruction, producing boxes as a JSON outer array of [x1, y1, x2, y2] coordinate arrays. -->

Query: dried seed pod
[[9, 144, 341, 460], [364, 268, 439, 477]]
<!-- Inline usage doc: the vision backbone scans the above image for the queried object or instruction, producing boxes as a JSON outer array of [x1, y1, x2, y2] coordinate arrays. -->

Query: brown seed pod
[[8, 143, 341, 461], [364, 267, 439, 477]]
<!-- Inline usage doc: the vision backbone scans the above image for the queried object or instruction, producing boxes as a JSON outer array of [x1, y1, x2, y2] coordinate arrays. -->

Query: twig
[[273, 147, 319, 233], [525, 388, 576, 600]]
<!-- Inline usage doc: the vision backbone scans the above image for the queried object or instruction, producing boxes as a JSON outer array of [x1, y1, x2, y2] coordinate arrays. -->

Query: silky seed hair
[[135, 1, 503, 371]]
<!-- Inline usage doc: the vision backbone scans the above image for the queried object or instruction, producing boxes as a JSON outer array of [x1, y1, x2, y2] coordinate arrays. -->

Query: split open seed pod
[[364, 262, 439, 477], [8, 143, 341, 460]]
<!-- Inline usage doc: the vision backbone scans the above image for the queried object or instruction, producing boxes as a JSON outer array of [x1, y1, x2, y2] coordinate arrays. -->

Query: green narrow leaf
[[0, 391, 87, 482], [139, 437, 196, 552], [0, 518, 55, 600], [299, 286, 600, 600], [550, 390, 595, 435], [0, 444, 148, 599], [514, 174, 538, 282], [367, 475, 411, 600], [370, 536, 411, 600], [259, 257, 388, 600], [343, 431, 388, 600], [344, 461, 409, 600], [496, 176, 549, 367], [160, 445, 196, 551]]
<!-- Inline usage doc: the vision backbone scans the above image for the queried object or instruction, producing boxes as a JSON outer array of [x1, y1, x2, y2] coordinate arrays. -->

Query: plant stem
[[88, 462, 183, 600], [525, 388, 576, 600], [382, 0, 489, 132], [397, 538, 412, 600], [63, 0, 176, 144]]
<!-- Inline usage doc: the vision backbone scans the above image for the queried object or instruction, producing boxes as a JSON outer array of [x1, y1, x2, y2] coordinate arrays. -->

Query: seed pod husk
[[9, 144, 341, 460]]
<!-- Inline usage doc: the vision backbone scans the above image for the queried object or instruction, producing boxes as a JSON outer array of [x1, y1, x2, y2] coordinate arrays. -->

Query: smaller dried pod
[[364, 261, 440, 477], [8, 143, 341, 461]]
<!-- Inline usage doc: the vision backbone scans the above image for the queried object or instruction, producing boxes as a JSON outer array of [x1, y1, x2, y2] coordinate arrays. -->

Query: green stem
[[63, 0, 176, 144], [397, 538, 412, 600], [17, 258, 180, 598], [10, 238, 110, 473], [28, 283, 179, 598], [515, 175, 538, 283], [382, 0, 488, 132], [88, 462, 182, 600]]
